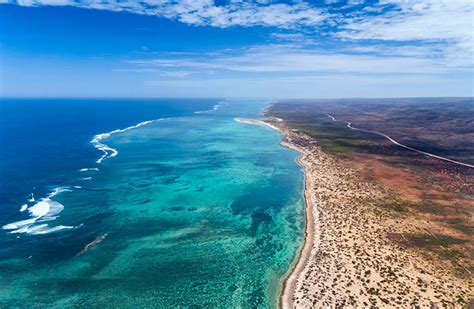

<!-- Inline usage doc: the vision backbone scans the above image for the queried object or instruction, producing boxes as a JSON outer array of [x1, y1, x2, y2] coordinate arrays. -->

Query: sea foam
[[47, 186, 72, 199], [91, 120, 156, 164], [3, 187, 75, 235], [194, 101, 227, 114], [19, 204, 28, 212], [79, 168, 99, 172]]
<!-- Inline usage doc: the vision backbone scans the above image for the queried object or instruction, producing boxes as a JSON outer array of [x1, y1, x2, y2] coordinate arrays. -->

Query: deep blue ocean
[[0, 98, 304, 307], [0, 99, 217, 213]]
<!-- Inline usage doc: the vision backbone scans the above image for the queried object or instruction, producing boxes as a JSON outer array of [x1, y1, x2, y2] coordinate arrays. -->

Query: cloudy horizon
[[1, 0, 473, 98]]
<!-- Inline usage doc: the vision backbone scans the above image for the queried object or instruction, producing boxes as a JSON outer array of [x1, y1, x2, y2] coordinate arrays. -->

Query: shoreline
[[235, 117, 315, 308], [236, 117, 471, 308], [279, 154, 316, 309]]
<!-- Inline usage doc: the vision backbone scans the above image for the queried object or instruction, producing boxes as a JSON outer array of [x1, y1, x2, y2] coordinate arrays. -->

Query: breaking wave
[[3, 187, 75, 235], [91, 119, 159, 164], [4, 117, 168, 236], [194, 101, 227, 114], [79, 167, 99, 172]]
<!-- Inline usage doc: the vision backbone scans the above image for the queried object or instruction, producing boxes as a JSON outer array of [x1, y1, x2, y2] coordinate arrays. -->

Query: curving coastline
[[236, 116, 471, 308], [278, 151, 316, 309], [235, 117, 314, 308]]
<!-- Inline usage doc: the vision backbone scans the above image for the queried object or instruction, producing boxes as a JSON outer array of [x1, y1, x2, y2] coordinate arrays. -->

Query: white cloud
[[145, 74, 473, 98], [112, 68, 191, 77], [3, 0, 473, 98], [339, 0, 474, 67], [159, 71, 191, 78], [270, 33, 316, 45], [126, 45, 466, 75], [6, 0, 473, 67], [112, 68, 159, 73], [9, 0, 328, 28]]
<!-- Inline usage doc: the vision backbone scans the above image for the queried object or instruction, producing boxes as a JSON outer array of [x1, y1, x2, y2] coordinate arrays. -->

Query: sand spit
[[237, 117, 471, 308]]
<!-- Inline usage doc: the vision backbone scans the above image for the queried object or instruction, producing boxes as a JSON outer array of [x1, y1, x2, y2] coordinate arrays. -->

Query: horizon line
[[1, 96, 473, 100]]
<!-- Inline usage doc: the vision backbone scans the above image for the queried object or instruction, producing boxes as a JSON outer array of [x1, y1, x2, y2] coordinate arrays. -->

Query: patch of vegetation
[[416, 201, 449, 215], [271, 97, 474, 162], [390, 232, 472, 273], [287, 119, 372, 155], [380, 200, 415, 213], [367, 287, 379, 295], [393, 201, 407, 212], [442, 248, 465, 260], [447, 219, 473, 236], [406, 234, 467, 250]]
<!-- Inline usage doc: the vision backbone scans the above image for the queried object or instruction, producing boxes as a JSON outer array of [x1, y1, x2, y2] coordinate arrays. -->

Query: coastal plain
[[241, 97, 473, 308]]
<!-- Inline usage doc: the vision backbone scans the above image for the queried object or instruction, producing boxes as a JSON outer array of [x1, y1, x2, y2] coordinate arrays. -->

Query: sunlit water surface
[[0, 99, 304, 308]]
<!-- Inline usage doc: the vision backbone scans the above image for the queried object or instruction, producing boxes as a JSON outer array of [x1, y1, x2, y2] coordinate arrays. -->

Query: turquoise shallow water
[[0, 100, 304, 307]]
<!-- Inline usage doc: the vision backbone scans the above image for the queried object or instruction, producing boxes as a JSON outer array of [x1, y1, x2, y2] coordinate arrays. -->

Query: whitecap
[[9, 223, 74, 235], [82, 177, 92, 181], [28, 193, 35, 202], [194, 101, 228, 114], [47, 186, 72, 199], [29, 200, 55, 217], [3, 217, 38, 230], [28, 225, 74, 235], [91, 119, 157, 164], [79, 168, 99, 172], [4, 187, 74, 235]]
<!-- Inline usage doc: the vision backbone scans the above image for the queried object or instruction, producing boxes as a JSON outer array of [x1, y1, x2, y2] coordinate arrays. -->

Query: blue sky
[[0, 0, 473, 98]]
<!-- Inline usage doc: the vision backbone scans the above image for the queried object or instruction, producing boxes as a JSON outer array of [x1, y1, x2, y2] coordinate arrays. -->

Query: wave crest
[[194, 101, 228, 114], [3, 187, 75, 235], [91, 120, 156, 164]]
